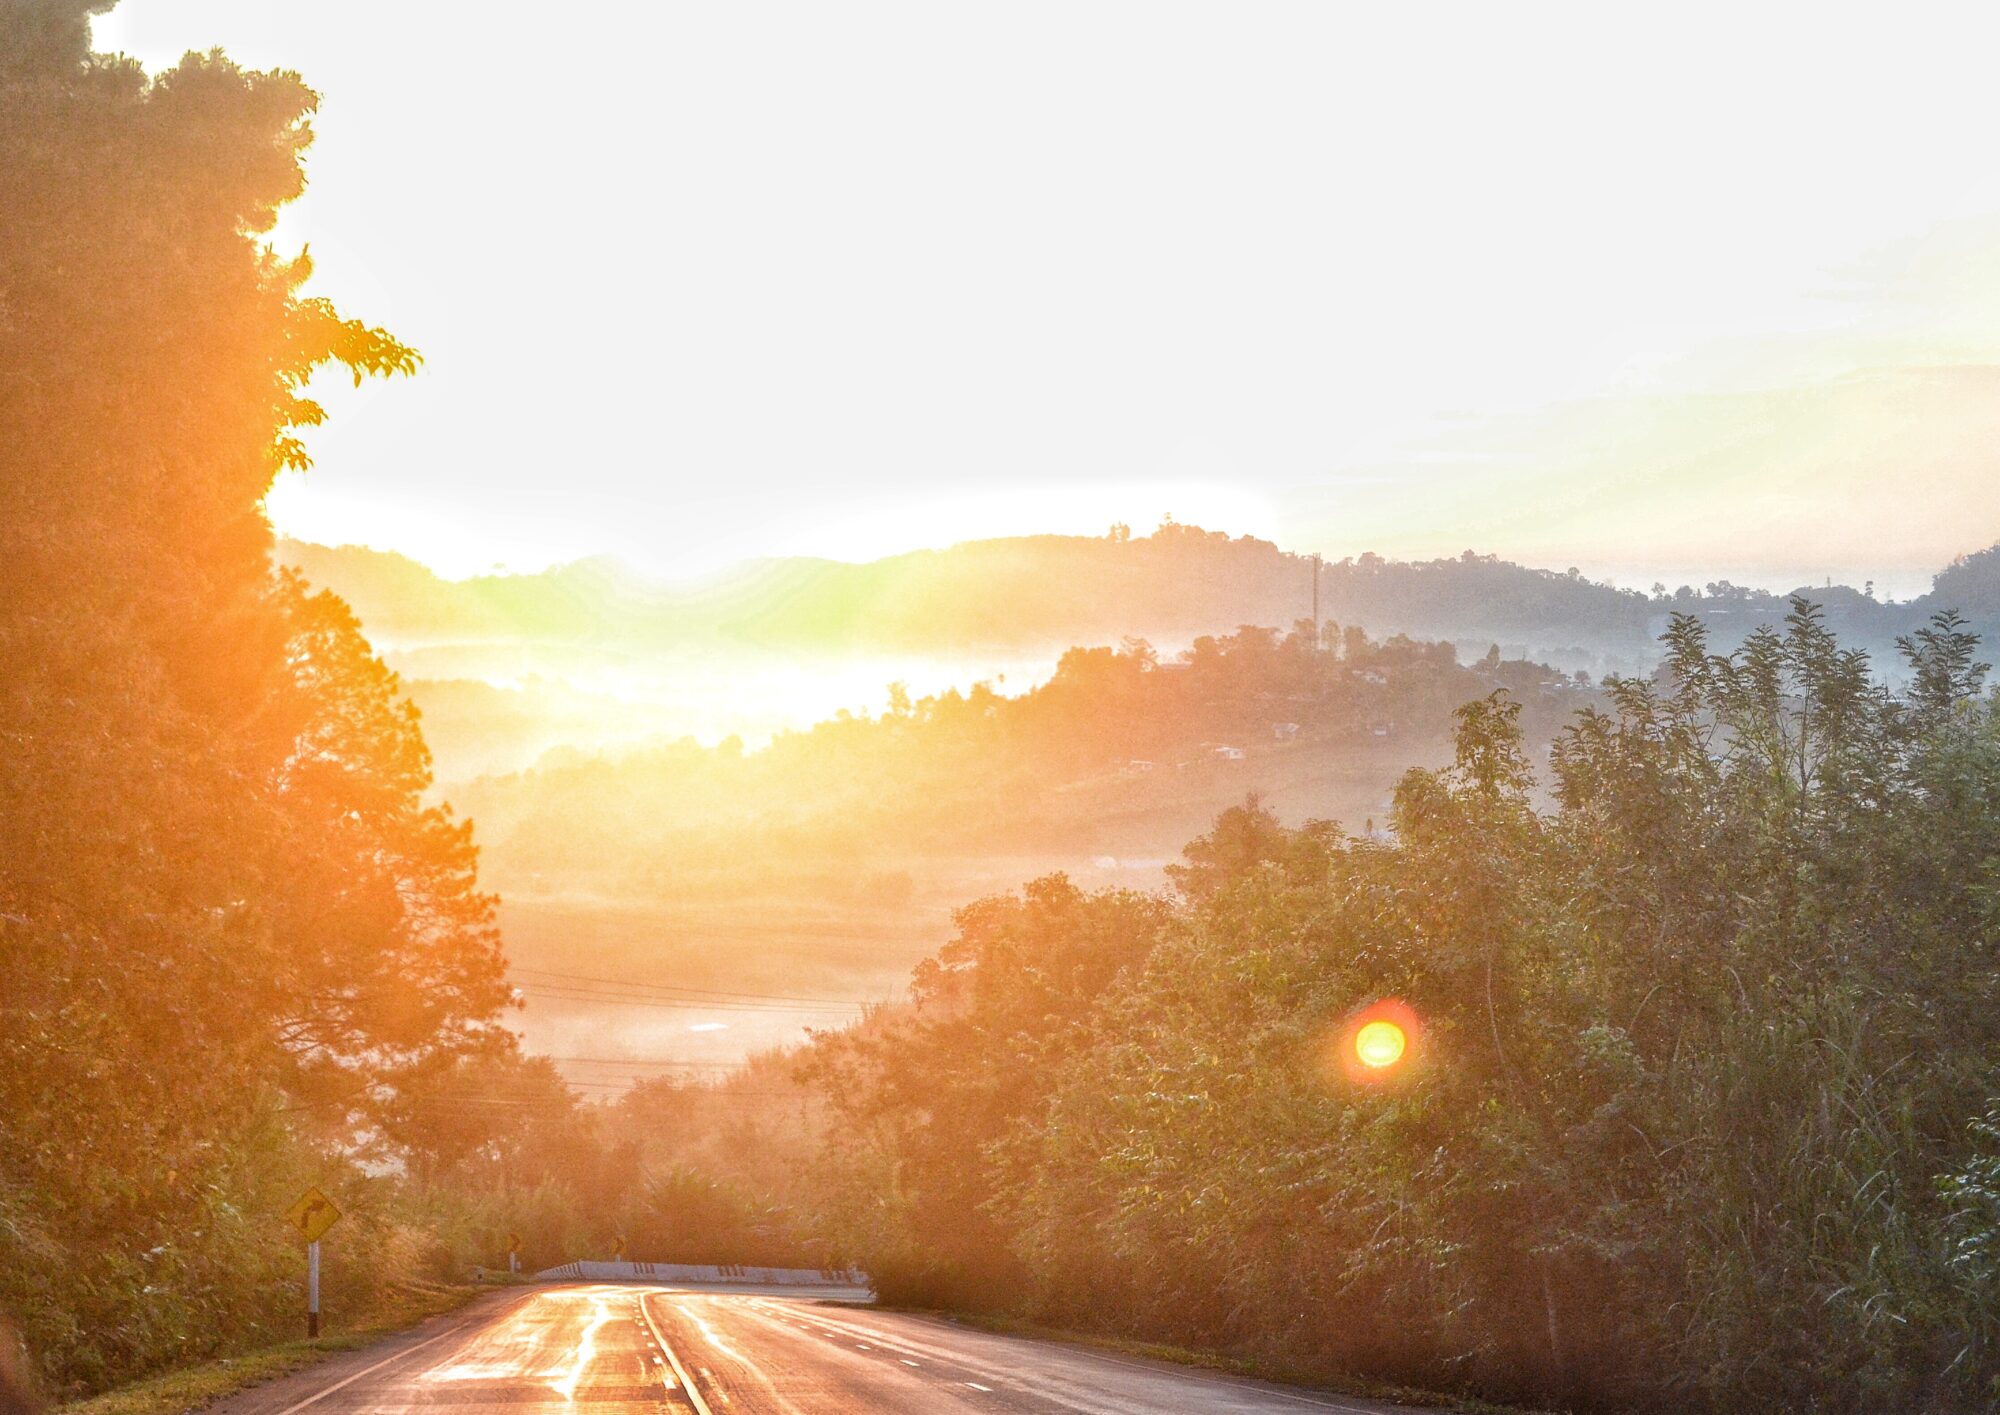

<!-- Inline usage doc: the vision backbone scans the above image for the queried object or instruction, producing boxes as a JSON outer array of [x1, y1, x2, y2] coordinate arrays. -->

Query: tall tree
[[0, 4, 499, 1392]]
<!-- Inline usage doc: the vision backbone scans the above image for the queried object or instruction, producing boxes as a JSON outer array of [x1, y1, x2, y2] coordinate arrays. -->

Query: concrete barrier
[[535, 1259, 868, 1288]]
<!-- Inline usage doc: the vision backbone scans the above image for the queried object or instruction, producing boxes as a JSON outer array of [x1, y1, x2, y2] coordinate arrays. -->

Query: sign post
[[307, 1239, 321, 1337], [508, 1232, 522, 1276], [285, 1187, 342, 1339]]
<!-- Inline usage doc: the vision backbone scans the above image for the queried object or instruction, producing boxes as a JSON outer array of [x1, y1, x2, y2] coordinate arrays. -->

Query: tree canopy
[[0, 9, 507, 1393]]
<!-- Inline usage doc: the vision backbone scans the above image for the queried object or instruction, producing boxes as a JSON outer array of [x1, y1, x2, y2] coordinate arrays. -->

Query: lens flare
[[1329, 998, 1422, 1085], [1354, 1019, 1407, 1069]]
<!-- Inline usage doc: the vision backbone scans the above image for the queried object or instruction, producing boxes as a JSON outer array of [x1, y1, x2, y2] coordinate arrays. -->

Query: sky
[[95, 2, 2000, 598]]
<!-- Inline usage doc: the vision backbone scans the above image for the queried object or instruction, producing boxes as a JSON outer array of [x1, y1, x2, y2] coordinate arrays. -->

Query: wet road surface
[[205, 1282, 1441, 1414]]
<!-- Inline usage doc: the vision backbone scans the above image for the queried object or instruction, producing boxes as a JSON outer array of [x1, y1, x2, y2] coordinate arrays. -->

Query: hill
[[281, 524, 2000, 677], [458, 621, 1588, 1068]]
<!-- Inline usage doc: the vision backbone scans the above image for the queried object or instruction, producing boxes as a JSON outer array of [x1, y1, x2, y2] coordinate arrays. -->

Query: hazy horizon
[[93, 3, 2000, 600], [285, 518, 1983, 605]]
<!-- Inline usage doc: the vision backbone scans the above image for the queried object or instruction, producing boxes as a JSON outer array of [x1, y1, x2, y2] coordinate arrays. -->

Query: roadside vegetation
[[54, 1279, 483, 1415], [1, 9, 609, 1401], [770, 606, 2000, 1412]]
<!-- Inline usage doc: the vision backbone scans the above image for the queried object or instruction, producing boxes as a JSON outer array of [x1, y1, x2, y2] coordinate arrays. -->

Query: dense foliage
[[793, 605, 2000, 1412], [799, 879, 1174, 1306], [0, 6, 531, 1395]]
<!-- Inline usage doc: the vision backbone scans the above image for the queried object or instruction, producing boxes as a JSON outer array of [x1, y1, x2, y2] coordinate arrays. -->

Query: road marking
[[852, 1309, 1386, 1412], [855, 1343, 871, 1350], [967, 1381, 994, 1391], [638, 1292, 716, 1415], [268, 1306, 505, 1415], [900, 1359, 920, 1367]]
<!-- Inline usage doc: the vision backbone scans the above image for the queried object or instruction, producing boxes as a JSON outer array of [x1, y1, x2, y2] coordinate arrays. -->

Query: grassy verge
[[58, 1278, 510, 1415], [885, 1308, 1561, 1415]]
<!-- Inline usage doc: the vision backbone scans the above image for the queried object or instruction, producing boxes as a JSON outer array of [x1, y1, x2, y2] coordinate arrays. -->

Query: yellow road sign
[[286, 1186, 341, 1243]]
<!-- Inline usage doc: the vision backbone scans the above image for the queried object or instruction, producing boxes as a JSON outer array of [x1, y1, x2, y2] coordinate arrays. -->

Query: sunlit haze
[[95, 1, 2000, 596], [22, 7, 2000, 1405]]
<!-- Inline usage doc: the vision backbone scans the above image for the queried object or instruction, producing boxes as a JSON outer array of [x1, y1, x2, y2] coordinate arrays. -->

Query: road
[[205, 1282, 1445, 1414]]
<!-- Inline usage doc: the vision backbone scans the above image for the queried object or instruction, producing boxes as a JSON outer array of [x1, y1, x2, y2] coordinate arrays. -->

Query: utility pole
[[1311, 553, 1322, 649]]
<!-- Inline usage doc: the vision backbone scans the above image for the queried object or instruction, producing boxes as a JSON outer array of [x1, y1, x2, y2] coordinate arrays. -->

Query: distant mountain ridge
[[278, 526, 2000, 674]]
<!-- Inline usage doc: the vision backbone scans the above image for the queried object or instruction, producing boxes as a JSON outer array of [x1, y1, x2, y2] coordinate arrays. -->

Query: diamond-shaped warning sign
[[286, 1186, 341, 1242]]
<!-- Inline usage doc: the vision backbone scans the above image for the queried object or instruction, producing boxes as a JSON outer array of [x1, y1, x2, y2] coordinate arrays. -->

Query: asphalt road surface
[[205, 1282, 1447, 1414]]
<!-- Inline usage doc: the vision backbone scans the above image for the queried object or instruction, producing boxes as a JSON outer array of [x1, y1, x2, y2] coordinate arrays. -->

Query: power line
[[515, 985, 862, 1016], [510, 967, 866, 1007], [518, 982, 842, 1008], [545, 1054, 739, 1068], [395, 1086, 819, 1105], [556, 1087, 812, 1103], [593, 1088, 813, 1099], [510, 974, 866, 1010]]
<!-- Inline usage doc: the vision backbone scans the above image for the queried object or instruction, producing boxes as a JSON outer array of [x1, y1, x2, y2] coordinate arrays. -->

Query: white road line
[[638, 1292, 717, 1415], [798, 1309, 1386, 1413], [900, 1359, 920, 1367], [999, 1340, 1385, 1412], [269, 1306, 508, 1415], [967, 1381, 994, 1391]]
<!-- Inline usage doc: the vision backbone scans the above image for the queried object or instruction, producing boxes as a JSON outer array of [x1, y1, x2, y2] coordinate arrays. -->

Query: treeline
[[768, 606, 2000, 1412], [284, 524, 2000, 674], [365, 1050, 826, 1277], [1, 11, 572, 1398], [462, 621, 1580, 890]]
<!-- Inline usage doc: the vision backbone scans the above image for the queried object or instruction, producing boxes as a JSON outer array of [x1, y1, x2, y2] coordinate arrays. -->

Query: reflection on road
[[208, 1282, 1431, 1415], [544, 1290, 615, 1403]]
